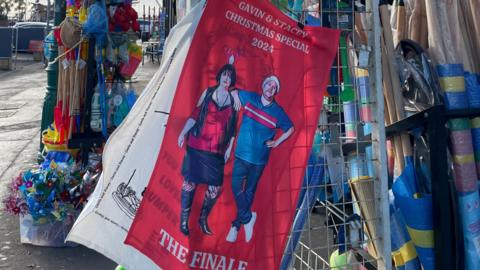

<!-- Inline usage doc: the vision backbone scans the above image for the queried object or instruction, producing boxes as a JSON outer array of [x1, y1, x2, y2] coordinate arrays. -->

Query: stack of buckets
[[356, 67, 374, 178], [346, 68, 375, 180], [471, 118, 480, 177], [448, 118, 480, 270], [342, 68, 373, 142], [346, 67, 378, 256], [344, 68, 374, 180]]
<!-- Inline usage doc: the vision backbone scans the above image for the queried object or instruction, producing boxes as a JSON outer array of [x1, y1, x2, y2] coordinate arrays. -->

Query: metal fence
[[281, 1, 390, 269]]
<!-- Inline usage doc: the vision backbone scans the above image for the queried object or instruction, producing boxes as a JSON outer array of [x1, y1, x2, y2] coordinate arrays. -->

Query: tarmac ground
[[0, 53, 158, 270]]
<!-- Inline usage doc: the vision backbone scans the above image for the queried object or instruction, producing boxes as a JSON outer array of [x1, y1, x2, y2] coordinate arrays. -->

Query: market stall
[[2, 1, 480, 269], [3, 0, 144, 247]]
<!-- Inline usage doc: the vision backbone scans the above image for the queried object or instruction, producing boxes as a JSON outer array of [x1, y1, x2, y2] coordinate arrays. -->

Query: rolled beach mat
[[465, 72, 480, 108], [471, 117, 480, 151], [458, 191, 480, 270], [452, 162, 478, 193], [476, 160, 480, 179], [437, 64, 468, 110], [448, 119, 478, 192], [386, 139, 395, 181], [449, 118, 474, 155], [349, 176, 378, 258], [450, 130, 474, 155], [476, 161, 480, 178], [471, 118, 480, 176]]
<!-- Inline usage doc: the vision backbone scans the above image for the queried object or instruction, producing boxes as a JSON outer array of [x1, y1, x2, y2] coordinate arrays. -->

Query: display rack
[[386, 104, 480, 270], [283, 0, 391, 269]]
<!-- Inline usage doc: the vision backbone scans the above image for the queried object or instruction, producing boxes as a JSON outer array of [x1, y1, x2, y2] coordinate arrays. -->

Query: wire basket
[[279, 1, 390, 269]]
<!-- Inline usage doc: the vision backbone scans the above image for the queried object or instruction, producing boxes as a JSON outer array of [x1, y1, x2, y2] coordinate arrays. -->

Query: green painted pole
[[40, 0, 65, 151]]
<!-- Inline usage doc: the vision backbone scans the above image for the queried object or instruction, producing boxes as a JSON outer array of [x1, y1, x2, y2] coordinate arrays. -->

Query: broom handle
[[74, 42, 82, 115], [464, 0, 480, 73], [438, 0, 457, 64], [467, 0, 480, 63], [467, 0, 480, 37], [380, 4, 404, 121], [384, 96, 392, 125], [69, 51, 75, 114], [411, 0, 428, 49], [453, 0, 475, 73], [62, 60, 70, 115], [447, 0, 469, 72], [425, 0, 447, 64], [381, 36, 405, 170], [408, 0, 419, 43], [419, 0, 428, 50], [380, 2, 413, 158], [395, 0, 406, 46], [355, 12, 368, 45], [467, 0, 480, 70], [384, 101, 403, 180], [57, 54, 63, 105], [57, 46, 65, 105], [381, 38, 398, 125]]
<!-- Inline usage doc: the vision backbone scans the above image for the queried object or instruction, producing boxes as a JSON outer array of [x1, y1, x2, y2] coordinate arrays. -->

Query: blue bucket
[[348, 152, 368, 180]]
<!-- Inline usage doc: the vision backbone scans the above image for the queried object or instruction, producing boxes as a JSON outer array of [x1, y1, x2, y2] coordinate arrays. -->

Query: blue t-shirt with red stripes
[[235, 90, 293, 165]]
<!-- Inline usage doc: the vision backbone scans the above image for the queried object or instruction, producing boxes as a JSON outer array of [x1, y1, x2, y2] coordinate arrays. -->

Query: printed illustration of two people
[[178, 65, 294, 244]]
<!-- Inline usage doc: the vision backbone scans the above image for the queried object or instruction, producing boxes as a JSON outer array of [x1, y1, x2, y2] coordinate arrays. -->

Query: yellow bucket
[[42, 126, 79, 157]]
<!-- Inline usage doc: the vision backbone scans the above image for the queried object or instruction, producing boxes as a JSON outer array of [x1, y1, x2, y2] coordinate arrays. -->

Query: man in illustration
[[226, 75, 294, 243]]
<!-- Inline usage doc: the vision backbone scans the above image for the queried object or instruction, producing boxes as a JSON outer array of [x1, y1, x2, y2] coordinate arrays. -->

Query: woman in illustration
[[177, 63, 237, 236]]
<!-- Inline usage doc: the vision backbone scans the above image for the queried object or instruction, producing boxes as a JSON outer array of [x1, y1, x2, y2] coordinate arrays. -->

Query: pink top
[[187, 101, 233, 154]]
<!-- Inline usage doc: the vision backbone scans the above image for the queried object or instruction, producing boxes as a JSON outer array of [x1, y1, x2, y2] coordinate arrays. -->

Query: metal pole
[[46, 0, 51, 33], [370, 0, 392, 269], [427, 108, 455, 270], [40, 0, 65, 151]]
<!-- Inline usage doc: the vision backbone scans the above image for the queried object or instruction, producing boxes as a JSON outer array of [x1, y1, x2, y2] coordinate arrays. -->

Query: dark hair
[[215, 64, 236, 87], [191, 88, 237, 148]]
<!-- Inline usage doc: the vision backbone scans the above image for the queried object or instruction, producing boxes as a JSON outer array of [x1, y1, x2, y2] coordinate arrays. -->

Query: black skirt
[[181, 147, 225, 186]]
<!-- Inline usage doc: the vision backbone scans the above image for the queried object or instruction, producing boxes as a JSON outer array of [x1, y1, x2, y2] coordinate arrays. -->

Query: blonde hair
[[262, 75, 280, 93]]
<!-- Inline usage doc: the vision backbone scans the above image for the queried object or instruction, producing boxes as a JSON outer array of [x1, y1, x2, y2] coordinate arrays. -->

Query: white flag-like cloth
[[66, 3, 204, 269]]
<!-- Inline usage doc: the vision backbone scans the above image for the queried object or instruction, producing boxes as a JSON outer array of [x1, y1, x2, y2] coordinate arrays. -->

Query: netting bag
[[83, 0, 108, 46], [60, 17, 82, 48]]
